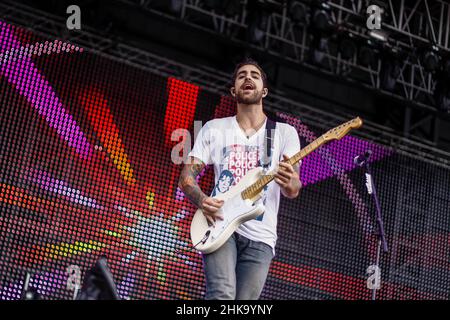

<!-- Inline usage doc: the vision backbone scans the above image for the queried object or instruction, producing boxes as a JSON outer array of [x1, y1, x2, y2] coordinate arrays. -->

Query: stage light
[[169, 0, 183, 14], [434, 59, 450, 112], [308, 2, 332, 66], [434, 79, 450, 112], [380, 49, 401, 91], [359, 40, 377, 67], [422, 46, 440, 73], [310, 36, 328, 65], [369, 30, 388, 42], [339, 33, 357, 60], [247, 7, 269, 44], [289, 1, 307, 24], [381, 61, 400, 91], [313, 11, 329, 31], [312, 4, 331, 32]]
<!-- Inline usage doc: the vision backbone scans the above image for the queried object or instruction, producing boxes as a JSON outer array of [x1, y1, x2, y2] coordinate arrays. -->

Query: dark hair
[[218, 169, 234, 181], [231, 58, 268, 89]]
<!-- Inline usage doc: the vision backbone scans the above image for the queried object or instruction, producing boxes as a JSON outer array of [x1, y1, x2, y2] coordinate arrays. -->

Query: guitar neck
[[241, 136, 326, 200], [285, 135, 325, 167]]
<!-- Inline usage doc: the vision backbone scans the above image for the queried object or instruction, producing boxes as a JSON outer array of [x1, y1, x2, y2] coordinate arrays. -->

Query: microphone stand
[[358, 154, 388, 301]]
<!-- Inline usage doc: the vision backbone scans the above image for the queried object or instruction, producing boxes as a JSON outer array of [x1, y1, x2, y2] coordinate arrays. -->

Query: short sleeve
[[188, 122, 213, 165], [282, 125, 301, 168]]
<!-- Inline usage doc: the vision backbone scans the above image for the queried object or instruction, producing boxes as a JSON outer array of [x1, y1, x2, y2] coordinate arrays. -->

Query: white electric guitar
[[190, 117, 363, 253]]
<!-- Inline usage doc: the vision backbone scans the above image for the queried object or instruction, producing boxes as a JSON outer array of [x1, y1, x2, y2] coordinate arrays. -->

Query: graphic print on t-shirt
[[211, 144, 269, 221]]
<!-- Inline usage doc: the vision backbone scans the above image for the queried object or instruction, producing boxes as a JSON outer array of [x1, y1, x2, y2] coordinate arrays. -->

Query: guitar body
[[190, 167, 266, 254]]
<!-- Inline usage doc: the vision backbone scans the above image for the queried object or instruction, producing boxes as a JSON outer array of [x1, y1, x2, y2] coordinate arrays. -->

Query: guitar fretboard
[[241, 136, 326, 200]]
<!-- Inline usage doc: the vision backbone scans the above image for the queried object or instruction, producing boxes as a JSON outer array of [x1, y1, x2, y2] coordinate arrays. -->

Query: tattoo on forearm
[[178, 160, 207, 208], [189, 163, 204, 176]]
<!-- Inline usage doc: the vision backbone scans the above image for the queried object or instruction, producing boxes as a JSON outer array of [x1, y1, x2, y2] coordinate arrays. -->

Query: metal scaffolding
[[114, 0, 450, 144], [2, 0, 450, 168]]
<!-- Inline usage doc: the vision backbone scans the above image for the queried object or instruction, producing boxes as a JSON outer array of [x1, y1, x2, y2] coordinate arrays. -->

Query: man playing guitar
[[178, 58, 302, 300]]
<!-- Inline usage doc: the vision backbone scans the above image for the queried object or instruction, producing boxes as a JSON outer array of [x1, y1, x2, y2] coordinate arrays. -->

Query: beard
[[235, 88, 264, 105]]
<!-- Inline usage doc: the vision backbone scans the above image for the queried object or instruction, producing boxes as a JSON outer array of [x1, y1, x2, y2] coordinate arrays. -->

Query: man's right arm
[[178, 156, 224, 225], [178, 157, 208, 208]]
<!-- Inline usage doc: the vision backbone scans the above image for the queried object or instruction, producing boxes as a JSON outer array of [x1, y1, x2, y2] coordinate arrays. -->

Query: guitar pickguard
[[209, 195, 259, 240]]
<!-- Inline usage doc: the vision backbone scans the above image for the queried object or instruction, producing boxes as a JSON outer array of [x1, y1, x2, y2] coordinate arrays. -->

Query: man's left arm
[[274, 125, 302, 198], [274, 154, 302, 199]]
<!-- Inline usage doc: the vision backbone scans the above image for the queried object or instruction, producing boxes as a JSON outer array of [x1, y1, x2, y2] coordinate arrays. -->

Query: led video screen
[[0, 20, 448, 300]]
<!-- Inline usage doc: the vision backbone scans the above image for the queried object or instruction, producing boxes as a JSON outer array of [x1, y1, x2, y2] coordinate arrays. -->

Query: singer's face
[[232, 64, 267, 104]]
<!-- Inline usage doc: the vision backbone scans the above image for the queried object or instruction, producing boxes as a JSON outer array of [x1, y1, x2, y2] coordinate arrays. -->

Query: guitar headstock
[[322, 117, 363, 142]]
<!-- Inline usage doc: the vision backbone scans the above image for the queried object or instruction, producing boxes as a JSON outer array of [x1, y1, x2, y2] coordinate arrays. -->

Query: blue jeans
[[203, 232, 274, 300]]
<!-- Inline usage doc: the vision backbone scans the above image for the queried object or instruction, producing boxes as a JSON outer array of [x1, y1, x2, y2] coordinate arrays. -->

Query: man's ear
[[230, 87, 236, 97], [262, 88, 268, 98]]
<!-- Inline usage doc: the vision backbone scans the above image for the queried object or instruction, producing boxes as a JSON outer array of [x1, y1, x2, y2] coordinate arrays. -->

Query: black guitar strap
[[261, 117, 276, 171]]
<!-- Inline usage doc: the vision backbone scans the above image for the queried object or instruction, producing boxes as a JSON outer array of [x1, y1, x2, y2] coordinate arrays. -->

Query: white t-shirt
[[188, 115, 301, 254]]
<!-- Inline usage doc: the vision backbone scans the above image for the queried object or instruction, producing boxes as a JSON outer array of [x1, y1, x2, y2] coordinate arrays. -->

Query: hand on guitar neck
[[274, 154, 301, 199]]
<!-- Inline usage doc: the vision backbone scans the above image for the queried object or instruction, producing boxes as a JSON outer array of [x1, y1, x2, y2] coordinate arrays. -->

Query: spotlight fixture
[[434, 77, 450, 112], [422, 46, 440, 73], [311, 2, 331, 32], [368, 29, 388, 42], [380, 48, 401, 91], [308, 2, 333, 65], [339, 33, 357, 60], [169, 0, 183, 14], [247, 4, 269, 44], [434, 59, 450, 112], [289, 1, 307, 24], [310, 36, 328, 65], [359, 40, 378, 67]]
